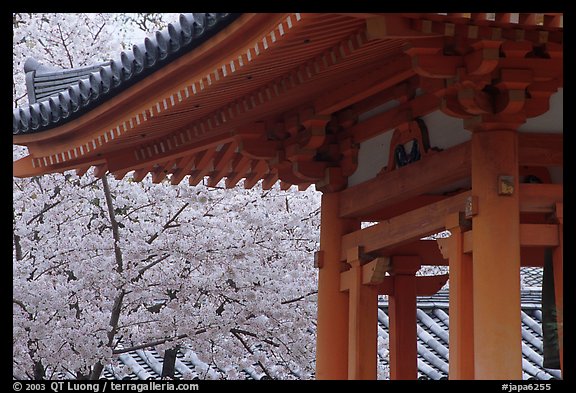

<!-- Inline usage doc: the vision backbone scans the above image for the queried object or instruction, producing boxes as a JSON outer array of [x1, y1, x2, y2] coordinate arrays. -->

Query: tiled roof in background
[[88, 268, 559, 380], [13, 13, 240, 135], [522, 266, 544, 289]]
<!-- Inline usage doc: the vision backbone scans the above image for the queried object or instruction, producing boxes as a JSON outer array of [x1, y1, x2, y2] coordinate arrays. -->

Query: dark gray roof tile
[[13, 13, 240, 135]]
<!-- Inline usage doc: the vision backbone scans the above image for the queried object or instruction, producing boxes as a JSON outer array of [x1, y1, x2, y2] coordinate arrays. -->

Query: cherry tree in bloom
[[13, 13, 322, 380]]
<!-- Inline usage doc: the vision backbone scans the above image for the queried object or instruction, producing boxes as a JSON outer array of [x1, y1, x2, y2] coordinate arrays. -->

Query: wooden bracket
[[362, 257, 391, 285], [381, 117, 436, 173], [340, 246, 391, 291]]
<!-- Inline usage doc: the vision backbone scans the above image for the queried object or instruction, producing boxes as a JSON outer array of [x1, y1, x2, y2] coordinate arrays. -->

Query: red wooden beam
[[340, 142, 471, 219], [340, 191, 470, 261]]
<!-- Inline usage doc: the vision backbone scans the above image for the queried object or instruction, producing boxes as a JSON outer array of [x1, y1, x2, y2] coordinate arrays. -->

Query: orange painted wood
[[132, 165, 153, 182], [519, 183, 563, 213], [522, 248, 548, 268], [347, 250, 378, 380], [340, 257, 390, 291], [13, 155, 106, 178], [151, 160, 174, 184], [93, 164, 108, 179], [384, 240, 448, 266], [388, 256, 420, 380], [316, 193, 360, 380], [188, 149, 217, 186], [462, 224, 559, 253], [261, 172, 279, 190], [314, 55, 414, 115], [243, 160, 269, 189], [339, 142, 471, 219], [363, 195, 448, 221], [362, 257, 390, 285], [112, 169, 130, 180], [224, 154, 252, 188], [520, 224, 559, 247], [349, 92, 440, 144], [343, 81, 412, 121], [17, 13, 369, 175], [170, 154, 198, 185], [471, 129, 522, 379], [518, 133, 563, 167], [207, 143, 237, 187], [104, 135, 235, 176], [76, 165, 90, 177], [340, 191, 470, 261], [411, 54, 463, 78], [366, 14, 443, 39], [460, 238, 548, 267], [438, 213, 474, 379], [414, 274, 448, 296]]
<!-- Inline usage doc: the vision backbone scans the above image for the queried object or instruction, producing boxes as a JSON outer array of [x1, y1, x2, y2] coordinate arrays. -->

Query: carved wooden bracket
[[235, 110, 360, 192], [380, 117, 438, 174], [404, 36, 562, 128]]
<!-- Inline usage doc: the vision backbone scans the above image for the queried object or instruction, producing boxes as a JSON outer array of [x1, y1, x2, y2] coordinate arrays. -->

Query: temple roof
[[12, 13, 563, 191], [14, 13, 239, 135]]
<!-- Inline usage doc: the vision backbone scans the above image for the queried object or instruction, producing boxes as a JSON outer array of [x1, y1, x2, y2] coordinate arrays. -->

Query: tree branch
[[231, 330, 273, 379], [146, 203, 189, 245], [112, 334, 188, 355], [280, 290, 318, 305], [13, 210, 23, 261], [56, 22, 74, 68], [124, 202, 155, 218], [133, 254, 170, 282], [101, 174, 124, 273], [230, 328, 279, 348], [13, 298, 33, 319], [26, 201, 62, 225]]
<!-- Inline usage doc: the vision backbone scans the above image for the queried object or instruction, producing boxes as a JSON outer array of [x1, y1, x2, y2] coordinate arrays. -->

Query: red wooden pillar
[[438, 213, 474, 379], [347, 248, 378, 380], [553, 202, 563, 376], [469, 124, 523, 379], [316, 192, 359, 379], [388, 256, 420, 380]]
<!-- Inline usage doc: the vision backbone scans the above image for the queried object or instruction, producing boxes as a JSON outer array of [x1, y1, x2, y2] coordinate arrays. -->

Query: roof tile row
[[13, 13, 239, 135]]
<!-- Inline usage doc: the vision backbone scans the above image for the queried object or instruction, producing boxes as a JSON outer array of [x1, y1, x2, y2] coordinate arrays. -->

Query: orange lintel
[[462, 223, 559, 254], [519, 183, 563, 213], [339, 142, 471, 219], [372, 273, 448, 296], [518, 133, 563, 167], [360, 194, 448, 222], [340, 191, 470, 261], [382, 240, 448, 266], [350, 92, 440, 143]]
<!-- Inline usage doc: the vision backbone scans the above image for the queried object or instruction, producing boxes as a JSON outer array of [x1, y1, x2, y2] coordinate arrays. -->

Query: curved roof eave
[[13, 13, 241, 136]]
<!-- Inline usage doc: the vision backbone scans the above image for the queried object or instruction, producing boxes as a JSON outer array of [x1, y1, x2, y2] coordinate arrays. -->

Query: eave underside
[[13, 12, 563, 193]]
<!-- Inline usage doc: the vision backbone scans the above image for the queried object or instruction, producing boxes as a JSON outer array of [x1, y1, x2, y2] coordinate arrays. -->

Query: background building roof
[[74, 268, 558, 380]]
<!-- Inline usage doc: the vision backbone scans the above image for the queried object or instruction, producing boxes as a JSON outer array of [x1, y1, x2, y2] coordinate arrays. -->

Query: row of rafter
[[76, 141, 297, 190]]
